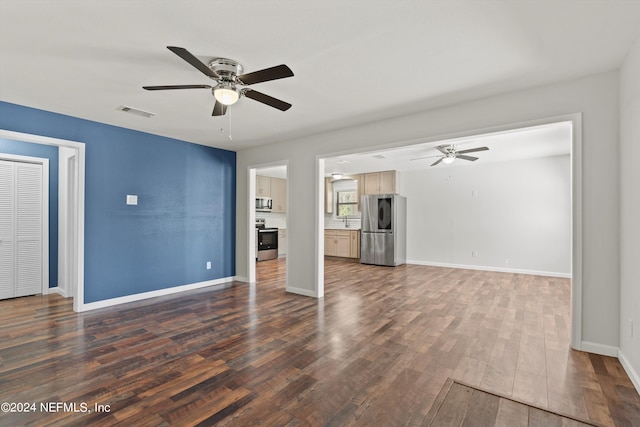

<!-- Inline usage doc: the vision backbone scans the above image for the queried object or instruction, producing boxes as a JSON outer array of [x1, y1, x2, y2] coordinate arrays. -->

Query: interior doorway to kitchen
[[316, 113, 582, 349], [249, 163, 288, 287]]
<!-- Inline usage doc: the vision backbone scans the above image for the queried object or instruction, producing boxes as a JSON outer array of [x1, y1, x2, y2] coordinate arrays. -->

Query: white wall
[[402, 155, 571, 276], [236, 71, 620, 351], [619, 39, 640, 391]]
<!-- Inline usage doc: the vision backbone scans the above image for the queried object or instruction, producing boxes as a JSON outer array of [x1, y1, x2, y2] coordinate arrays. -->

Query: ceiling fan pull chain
[[227, 107, 233, 140]]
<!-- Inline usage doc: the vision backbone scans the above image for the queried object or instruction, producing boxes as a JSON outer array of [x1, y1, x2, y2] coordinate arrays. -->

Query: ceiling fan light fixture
[[214, 85, 240, 105], [442, 156, 456, 164]]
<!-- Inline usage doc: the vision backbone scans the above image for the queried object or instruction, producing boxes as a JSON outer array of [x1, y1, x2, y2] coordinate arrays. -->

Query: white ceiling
[[1, 1, 640, 151], [324, 121, 572, 176], [256, 121, 572, 179]]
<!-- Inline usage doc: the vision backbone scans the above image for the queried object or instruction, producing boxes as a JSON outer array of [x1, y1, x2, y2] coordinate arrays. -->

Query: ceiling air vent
[[117, 105, 156, 118]]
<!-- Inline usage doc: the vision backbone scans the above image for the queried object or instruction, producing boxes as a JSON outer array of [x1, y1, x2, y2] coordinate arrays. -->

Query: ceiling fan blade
[[457, 146, 489, 155], [431, 158, 444, 166], [212, 101, 227, 116], [143, 84, 212, 91], [167, 46, 219, 78], [436, 145, 449, 154], [410, 155, 441, 161], [237, 64, 294, 85], [457, 155, 479, 161], [244, 89, 292, 111]]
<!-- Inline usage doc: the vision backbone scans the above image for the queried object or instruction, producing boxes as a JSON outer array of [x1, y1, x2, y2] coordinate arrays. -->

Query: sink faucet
[[343, 216, 350, 228]]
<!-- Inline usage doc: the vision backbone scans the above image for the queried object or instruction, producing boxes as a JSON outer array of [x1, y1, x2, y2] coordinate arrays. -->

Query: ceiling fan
[[143, 46, 293, 116], [411, 144, 489, 166]]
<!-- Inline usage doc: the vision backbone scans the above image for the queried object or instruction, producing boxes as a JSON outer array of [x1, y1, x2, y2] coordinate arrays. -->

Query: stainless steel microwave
[[256, 197, 272, 212]]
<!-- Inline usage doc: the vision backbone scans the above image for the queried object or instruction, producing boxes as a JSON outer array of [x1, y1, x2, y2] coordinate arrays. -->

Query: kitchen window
[[337, 191, 358, 217]]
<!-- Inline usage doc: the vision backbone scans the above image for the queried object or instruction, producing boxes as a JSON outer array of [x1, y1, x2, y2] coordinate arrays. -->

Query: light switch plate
[[126, 195, 138, 205]]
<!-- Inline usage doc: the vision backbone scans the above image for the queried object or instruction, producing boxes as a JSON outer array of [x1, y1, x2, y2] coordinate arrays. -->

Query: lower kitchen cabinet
[[278, 229, 287, 257], [324, 229, 360, 259]]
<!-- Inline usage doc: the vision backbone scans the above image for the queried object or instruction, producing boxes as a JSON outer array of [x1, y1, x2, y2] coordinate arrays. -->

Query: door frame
[[316, 113, 582, 350], [247, 161, 289, 286], [0, 154, 49, 296], [0, 129, 85, 312]]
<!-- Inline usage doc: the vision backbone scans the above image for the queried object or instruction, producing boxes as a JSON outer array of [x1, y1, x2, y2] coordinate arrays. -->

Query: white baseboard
[[619, 350, 640, 394], [406, 260, 571, 278], [234, 275, 250, 283], [78, 276, 236, 312], [286, 286, 318, 298], [580, 341, 619, 357], [46, 286, 68, 297]]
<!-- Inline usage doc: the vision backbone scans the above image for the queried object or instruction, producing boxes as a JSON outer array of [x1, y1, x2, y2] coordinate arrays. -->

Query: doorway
[[317, 113, 582, 349], [0, 129, 86, 312], [248, 163, 288, 287]]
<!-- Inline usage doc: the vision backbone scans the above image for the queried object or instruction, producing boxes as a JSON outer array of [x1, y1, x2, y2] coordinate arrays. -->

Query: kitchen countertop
[[324, 227, 361, 230]]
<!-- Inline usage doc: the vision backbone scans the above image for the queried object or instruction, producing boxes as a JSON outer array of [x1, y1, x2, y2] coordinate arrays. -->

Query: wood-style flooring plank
[[0, 258, 638, 426]]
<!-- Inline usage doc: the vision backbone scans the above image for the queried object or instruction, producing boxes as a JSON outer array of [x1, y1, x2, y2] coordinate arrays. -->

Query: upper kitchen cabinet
[[271, 177, 287, 213], [324, 177, 334, 214], [364, 170, 398, 195], [256, 175, 271, 197], [256, 175, 287, 213]]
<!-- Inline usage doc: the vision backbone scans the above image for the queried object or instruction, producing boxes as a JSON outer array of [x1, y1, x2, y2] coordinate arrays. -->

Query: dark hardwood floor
[[1, 258, 639, 426]]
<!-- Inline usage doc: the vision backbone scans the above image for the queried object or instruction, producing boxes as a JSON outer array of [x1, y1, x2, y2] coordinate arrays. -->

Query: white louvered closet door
[[0, 160, 15, 299], [0, 160, 43, 299]]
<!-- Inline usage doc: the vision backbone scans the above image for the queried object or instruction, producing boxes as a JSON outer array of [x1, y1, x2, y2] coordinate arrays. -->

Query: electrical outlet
[[206, 261, 211, 270], [471, 251, 477, 257], [505, 259, 510, 265]]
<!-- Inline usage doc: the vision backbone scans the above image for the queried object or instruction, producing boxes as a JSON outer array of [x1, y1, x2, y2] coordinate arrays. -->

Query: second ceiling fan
[[143, 46, 294, 116], [411, 144, 489, 166]]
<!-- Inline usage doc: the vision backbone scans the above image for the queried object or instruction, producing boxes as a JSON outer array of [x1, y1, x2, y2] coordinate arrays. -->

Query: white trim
[[406, 260, 572, 278], [286, 285, 317, 298], [58, 147, 78, 299], [81, 276, 237, 311], [0, 153, 49, 296], [248, 167, 256, 284], [580, 341, 619, 357], [570, 114, 583, 351], [234, 275, 250, 283], [619, 350, 640, 394], [46, 286, 68, 297], [316, 158, 325, 298], [0, 129, 85, 313]]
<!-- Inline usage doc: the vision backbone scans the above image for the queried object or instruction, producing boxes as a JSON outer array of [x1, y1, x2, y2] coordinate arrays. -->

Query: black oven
[[256, 221, 278, 261]]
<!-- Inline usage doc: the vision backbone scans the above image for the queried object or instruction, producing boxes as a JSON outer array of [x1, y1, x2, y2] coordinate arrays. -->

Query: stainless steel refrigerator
[[360, 194, 406, 266]]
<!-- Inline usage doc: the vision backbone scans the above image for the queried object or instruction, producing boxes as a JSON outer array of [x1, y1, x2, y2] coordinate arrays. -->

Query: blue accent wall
[[0, 101, 236, 303], [0, 138, 59, 287]]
